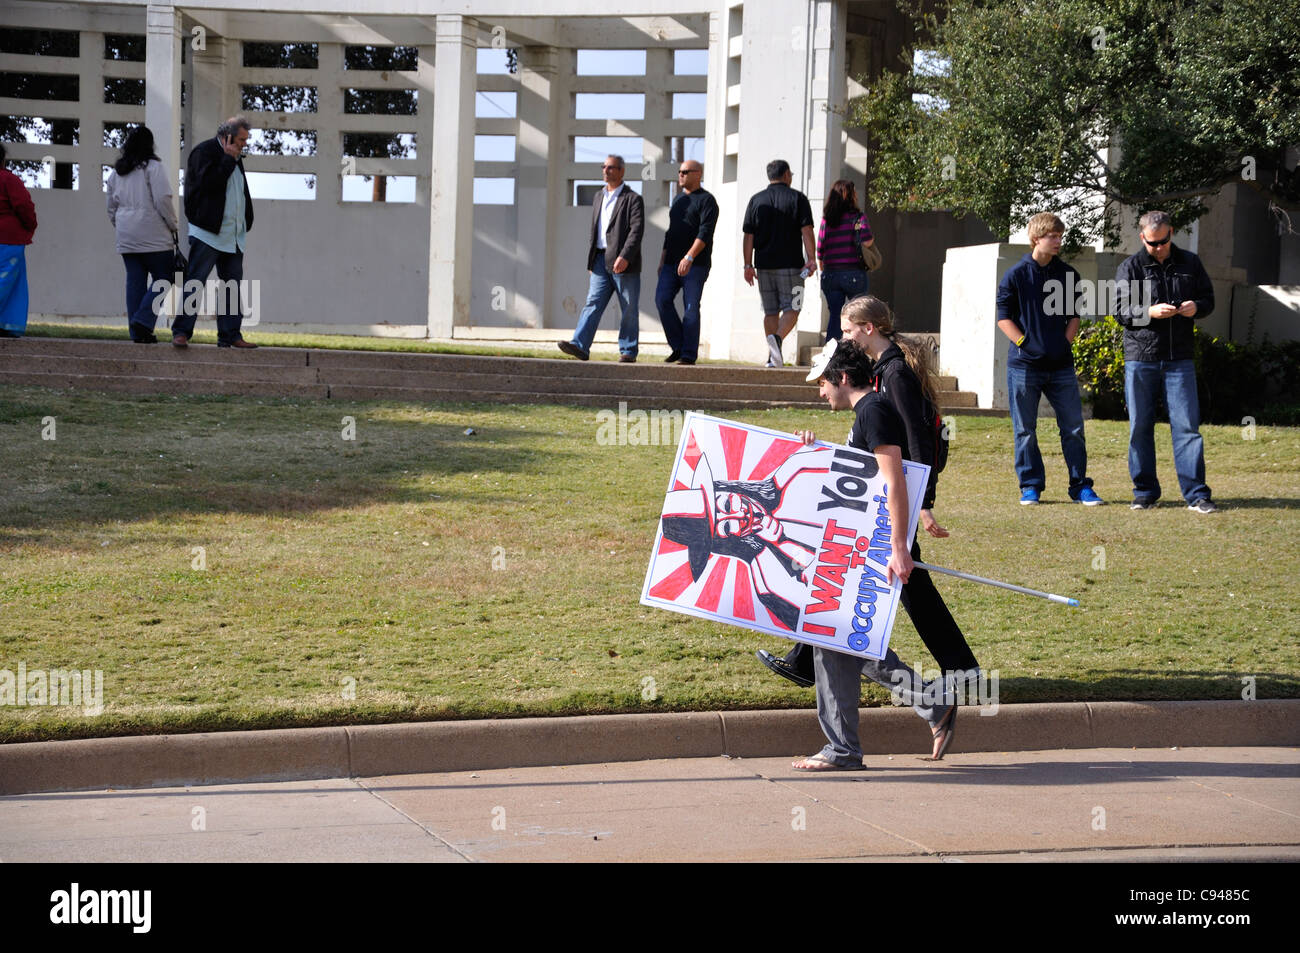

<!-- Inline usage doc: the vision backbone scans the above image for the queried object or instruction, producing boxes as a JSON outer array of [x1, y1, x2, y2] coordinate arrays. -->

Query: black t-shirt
[[663, 188, 719, 270], [848, 392, 907, 455], [742, 182, 814, 269]]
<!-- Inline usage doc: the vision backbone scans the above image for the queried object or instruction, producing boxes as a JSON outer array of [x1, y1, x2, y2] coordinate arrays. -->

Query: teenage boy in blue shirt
[[995, 212, 1103, 506]]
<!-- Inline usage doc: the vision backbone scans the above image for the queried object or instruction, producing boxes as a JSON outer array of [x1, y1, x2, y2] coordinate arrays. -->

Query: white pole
[[914, 561, 1079, 607]]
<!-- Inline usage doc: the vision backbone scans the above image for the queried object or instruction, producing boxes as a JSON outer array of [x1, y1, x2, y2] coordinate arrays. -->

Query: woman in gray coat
[[106, 126, 178, 342]]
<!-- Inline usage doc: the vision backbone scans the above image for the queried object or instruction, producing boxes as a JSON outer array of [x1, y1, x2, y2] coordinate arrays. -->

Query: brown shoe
[[619, 354, 636, 363], [229, 339, 258, 349], [171, 333, 189, 348]]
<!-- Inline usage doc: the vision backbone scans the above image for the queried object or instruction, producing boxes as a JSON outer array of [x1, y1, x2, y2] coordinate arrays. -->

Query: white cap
[[806, 339, 839, 382]]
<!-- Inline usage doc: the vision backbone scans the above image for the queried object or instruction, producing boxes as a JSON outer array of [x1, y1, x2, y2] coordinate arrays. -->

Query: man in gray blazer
[[558, 155, 645, 363]]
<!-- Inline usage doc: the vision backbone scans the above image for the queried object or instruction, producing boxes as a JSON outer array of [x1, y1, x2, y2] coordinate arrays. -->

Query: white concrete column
[[699, 7, 738, 360], [794, 0, 846, 349], [187, 34, 226, 178], [428, 14, 478, 337], [722, 0, 839, 363], [807, 0, 845, 210], [145, 4, 182, 210], [413, 43, 437, 209], [515, 47, 561, 330], [940, 243, 1027, 410], [316, 42, 344, 204], [642, 46, 672, 223], [77, 30, 105, 197]]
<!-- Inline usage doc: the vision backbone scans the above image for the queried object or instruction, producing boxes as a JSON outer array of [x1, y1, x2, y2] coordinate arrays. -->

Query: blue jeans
[[0, 244, 28, 335], [572, 255, 641, 357], [1125, 359, 1210, 504], [1007, 363, 1092, 495], [123, 250, 175, 336], [655, 261, 709, 360], [173, 237, 245, 344], [820, 268, 868, 343]]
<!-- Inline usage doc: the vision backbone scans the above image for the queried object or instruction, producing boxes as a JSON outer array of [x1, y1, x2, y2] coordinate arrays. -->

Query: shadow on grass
[[1202, 497, 1300, 510], [0, 388, 597, 540], [973, 671, 1300, 702]]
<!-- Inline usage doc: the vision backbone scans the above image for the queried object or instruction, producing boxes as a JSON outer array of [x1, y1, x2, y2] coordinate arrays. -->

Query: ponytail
[[841, 295, 943, 411]]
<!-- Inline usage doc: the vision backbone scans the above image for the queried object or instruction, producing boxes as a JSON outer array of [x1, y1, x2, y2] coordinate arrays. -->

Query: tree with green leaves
[[851, 0, 1300, 246]]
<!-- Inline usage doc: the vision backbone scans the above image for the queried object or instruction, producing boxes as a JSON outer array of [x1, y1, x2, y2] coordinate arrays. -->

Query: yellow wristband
[[1015, 334, 1026, 348]]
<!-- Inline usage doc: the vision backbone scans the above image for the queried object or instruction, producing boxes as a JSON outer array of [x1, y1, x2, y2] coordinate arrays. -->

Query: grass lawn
[[1, 386, 1297, 743]]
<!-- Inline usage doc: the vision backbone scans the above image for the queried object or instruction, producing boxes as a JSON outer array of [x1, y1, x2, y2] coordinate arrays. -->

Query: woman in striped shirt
[[816, 179, 875, 344]]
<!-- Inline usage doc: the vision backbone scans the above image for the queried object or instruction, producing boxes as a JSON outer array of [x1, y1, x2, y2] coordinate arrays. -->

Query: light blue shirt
[[188, 164, 247, 253], [596, 183, 624, 251]]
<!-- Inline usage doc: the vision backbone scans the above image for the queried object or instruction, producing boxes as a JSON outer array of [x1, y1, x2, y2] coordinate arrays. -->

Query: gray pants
[[813, 646, 949, 765]]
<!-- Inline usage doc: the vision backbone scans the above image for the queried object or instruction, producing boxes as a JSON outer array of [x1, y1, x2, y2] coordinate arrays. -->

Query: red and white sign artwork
[[641, 413, 929, 660]]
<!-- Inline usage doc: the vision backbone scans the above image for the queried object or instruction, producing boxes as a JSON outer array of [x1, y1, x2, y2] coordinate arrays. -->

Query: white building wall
[[698, 0, 844, 365]]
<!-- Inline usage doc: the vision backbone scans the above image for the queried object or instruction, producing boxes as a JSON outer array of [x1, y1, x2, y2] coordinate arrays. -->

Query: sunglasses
[[1143, 234, 1171, 246], [678, 169, 699, 176]]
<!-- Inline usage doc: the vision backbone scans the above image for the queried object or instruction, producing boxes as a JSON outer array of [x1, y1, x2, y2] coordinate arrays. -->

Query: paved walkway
[[4, 747, 1297, 862]]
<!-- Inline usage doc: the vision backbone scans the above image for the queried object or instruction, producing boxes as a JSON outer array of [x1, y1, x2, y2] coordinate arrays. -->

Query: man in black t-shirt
[[790, 341, 957, 770], [742, 159, 815, 367], [655, 160, 718, 365]]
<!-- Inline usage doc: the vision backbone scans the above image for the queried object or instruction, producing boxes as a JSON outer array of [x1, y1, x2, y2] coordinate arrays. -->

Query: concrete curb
[[1, 700, 1296, 795]]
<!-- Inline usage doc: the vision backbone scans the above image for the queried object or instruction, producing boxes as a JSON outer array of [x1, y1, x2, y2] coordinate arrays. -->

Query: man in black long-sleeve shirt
[[1113, 210, 1217, 513], [655, 160, 718, 364]]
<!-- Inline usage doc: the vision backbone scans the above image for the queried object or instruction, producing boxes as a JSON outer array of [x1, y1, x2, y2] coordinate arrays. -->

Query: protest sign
[[641, 412, 929, 660]]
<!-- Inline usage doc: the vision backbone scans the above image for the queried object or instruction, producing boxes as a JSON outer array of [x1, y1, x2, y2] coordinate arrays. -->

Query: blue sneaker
[[1073, 487, 1105, 506], [1019, 488, 1040, 505]]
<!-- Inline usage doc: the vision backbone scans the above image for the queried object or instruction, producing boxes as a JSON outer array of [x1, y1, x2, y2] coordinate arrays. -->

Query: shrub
[[1071, 316, 1127, 419], [1072, 318, 1300, 425]]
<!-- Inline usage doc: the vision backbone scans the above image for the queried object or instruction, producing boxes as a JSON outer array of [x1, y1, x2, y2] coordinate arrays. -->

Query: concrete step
[[308, 347, 815, 384], [0, 337, 985, 411], [2, 337, 310, 366], [0, 370, 329, 400], [315, 367, 819, 403], [0, 353, 321, 385], [940, 390, 979, 409], [325, 383, 815, 411]]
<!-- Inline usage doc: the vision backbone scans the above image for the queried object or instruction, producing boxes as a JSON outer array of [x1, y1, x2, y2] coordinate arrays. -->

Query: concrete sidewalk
[[2, 747, 1297, 862]]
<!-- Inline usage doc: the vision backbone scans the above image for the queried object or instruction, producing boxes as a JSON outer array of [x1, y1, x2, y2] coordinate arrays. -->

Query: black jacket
[[184, 137, 254, 235], [1114, 245, 1213, 362], [872, 344, 939, 511], [587, 185, 644, 274]]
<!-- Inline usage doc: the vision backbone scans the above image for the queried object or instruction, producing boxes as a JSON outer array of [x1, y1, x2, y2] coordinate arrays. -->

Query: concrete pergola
[[5, 0, 892, 362]]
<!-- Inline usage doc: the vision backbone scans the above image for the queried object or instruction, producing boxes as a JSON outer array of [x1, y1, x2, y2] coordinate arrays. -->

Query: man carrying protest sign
[[790, 341, 956, 770]]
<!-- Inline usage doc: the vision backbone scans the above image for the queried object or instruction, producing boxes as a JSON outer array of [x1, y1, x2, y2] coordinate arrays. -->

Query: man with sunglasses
[[1113, 211, 1218, 513], [559, 155, 644, 363], [656, 160, 718, 365]]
